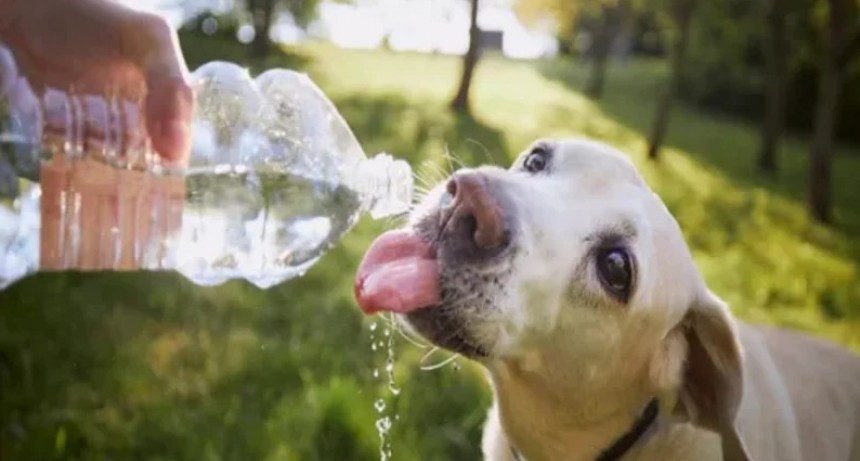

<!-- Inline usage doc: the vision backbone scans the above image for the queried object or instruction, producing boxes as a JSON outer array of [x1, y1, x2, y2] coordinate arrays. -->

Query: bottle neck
[[357, 152, 414, 220]]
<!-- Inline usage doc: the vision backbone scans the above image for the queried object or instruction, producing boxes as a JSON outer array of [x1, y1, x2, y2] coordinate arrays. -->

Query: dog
[[354, 138, 860, 461]]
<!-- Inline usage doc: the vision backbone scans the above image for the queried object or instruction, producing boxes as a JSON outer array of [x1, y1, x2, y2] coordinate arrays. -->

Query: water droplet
[[388, 384, 401, 396], [371, 323, 399, 461], [453, 362, 461, 371], [375, 416, 391, 433]]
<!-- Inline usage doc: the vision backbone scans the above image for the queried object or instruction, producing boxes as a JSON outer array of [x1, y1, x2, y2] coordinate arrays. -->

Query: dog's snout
[[442, 172, 507, 251]]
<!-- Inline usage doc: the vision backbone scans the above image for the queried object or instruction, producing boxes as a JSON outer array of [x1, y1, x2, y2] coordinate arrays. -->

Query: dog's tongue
[[354, 230, 440, 315]]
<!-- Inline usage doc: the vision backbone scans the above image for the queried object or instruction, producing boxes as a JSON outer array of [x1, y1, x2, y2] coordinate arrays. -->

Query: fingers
[[145, 74, 194, 168], [4, 0, 196, 166], [133, 13, 195, 167]]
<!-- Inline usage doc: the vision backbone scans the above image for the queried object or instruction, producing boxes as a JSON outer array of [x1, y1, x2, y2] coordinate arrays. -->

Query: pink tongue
[[354, 229, 440, 315]]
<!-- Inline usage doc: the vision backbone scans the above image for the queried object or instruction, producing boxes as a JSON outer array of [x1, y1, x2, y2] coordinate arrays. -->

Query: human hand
[[0, 0, 193, 166]]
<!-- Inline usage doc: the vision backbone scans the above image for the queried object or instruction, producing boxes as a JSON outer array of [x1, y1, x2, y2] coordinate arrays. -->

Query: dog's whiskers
[[413, 166, 438, 191], [442, 144, 456, 174], [398, 327, 431, 349], [465, 138, 494, 164], [419, 346, 461, 371], [388, 313, 433, 350], [378, 213, 409, 227], [410, 161, 450, 212], [425, 159, 452, 183], [448, 146, 473, 170]]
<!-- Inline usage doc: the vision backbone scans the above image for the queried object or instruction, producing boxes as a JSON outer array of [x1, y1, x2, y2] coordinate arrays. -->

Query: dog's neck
[[509, 399, 659, 461], [488, 358, 662, 461]]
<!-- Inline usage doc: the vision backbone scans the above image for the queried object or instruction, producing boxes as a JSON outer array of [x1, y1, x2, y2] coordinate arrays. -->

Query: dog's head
[[355, 138, 748, 452]]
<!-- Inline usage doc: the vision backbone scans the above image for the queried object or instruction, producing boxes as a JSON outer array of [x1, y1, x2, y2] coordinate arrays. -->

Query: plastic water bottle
[[0, 44, 413, 289]]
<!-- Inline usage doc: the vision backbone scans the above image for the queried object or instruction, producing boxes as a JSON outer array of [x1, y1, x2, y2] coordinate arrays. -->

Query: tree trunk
[[808, 59, 842, 223], [757, 0, 788, 174], [586, 14, 612, 98], [647, 0, 697, 160], [585, 2, 630, 99], [806, 0, 858, 223], [250, 0, 276, 60], [451, 0, 481, 112]]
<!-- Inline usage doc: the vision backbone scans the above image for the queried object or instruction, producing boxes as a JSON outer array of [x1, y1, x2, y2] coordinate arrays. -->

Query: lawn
[[1, 35, 858, 461]]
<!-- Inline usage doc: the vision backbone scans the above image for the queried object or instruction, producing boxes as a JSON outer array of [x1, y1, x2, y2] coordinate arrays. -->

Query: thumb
[[146, 74, 193, 167], [137, 15, 194, 168]]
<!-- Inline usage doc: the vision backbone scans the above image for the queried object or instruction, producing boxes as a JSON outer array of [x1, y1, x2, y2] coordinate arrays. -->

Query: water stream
[[370, 318, 399, 461]]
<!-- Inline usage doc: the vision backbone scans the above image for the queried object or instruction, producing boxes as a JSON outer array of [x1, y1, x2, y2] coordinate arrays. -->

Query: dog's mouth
[[353, 228, 442, 315], [405, 305, 491, 358], [354, 183, 516, 359]]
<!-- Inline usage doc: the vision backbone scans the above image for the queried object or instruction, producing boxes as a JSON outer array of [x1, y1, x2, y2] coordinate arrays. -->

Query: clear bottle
[[0, 44, 413, 289]]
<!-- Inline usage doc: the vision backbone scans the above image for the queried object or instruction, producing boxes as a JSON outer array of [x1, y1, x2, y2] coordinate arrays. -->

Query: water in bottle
[[0, 44, 414, 290]]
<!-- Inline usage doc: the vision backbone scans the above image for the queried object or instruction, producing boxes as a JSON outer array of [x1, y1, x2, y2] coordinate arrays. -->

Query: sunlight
[[128, 0, 558, 59]]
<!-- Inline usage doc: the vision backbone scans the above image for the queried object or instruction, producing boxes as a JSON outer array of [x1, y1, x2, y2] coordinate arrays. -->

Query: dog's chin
[[405, 305, 491, 359]]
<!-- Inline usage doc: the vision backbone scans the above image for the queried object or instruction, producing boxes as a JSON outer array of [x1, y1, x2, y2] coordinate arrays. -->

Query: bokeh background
[[2, 0, 860, 459]]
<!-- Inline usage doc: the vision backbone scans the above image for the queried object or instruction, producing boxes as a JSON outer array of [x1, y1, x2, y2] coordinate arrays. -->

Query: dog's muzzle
[[435, 171, 512, 263]]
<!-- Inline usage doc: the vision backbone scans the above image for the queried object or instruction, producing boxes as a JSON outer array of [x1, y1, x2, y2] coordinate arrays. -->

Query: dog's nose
[[442, 172, 507, 251]]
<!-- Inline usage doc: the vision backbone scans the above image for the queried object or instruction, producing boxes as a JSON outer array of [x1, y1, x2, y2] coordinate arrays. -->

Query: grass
[[1, 35, 858, 460]]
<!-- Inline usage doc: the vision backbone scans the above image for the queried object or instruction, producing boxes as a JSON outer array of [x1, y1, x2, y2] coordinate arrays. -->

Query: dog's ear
[[675, 290, 754, 461]]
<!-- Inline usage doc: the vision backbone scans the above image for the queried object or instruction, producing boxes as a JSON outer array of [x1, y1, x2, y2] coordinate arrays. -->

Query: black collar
[[510, 398, 660, 461]]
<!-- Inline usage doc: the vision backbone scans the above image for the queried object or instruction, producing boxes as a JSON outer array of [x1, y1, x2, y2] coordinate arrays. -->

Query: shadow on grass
[[334, 93, 509, 169], [0, 253, 488, 460]]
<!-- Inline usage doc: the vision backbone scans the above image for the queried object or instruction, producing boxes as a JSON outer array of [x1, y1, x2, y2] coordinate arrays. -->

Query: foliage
[[264, 0, 322, 28], [1, 36, 859, 460], [515, 0, 673, 56], [181, 11, 243, 41], [676, 0, 860, 145], [514, 0, 581, 38], [516, 0, 652, 51]]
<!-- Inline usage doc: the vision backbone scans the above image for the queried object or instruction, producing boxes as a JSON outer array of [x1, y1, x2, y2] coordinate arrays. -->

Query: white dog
[[354, 138, 860, 461]]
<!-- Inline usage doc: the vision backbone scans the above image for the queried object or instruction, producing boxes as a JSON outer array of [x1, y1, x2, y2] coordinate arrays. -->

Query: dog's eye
[[523, 149, 548, 173], [596, 247, 633, 302]]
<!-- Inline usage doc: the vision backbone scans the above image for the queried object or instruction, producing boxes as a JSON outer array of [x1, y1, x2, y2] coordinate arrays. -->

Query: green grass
[[1, 36, 858, 460]]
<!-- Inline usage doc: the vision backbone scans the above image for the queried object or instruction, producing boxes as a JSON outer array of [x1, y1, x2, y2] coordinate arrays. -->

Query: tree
[[248, 0, 277, 58], [583, 0, 632, 97], [757, 0, 789, 174], [755, 0, 812, 174], [451, 0, 481, 112], [807, 0, 859, 222], [515, 0, 636, 99], [245, 0, 322, 59], [646, 0, 697, 160]]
